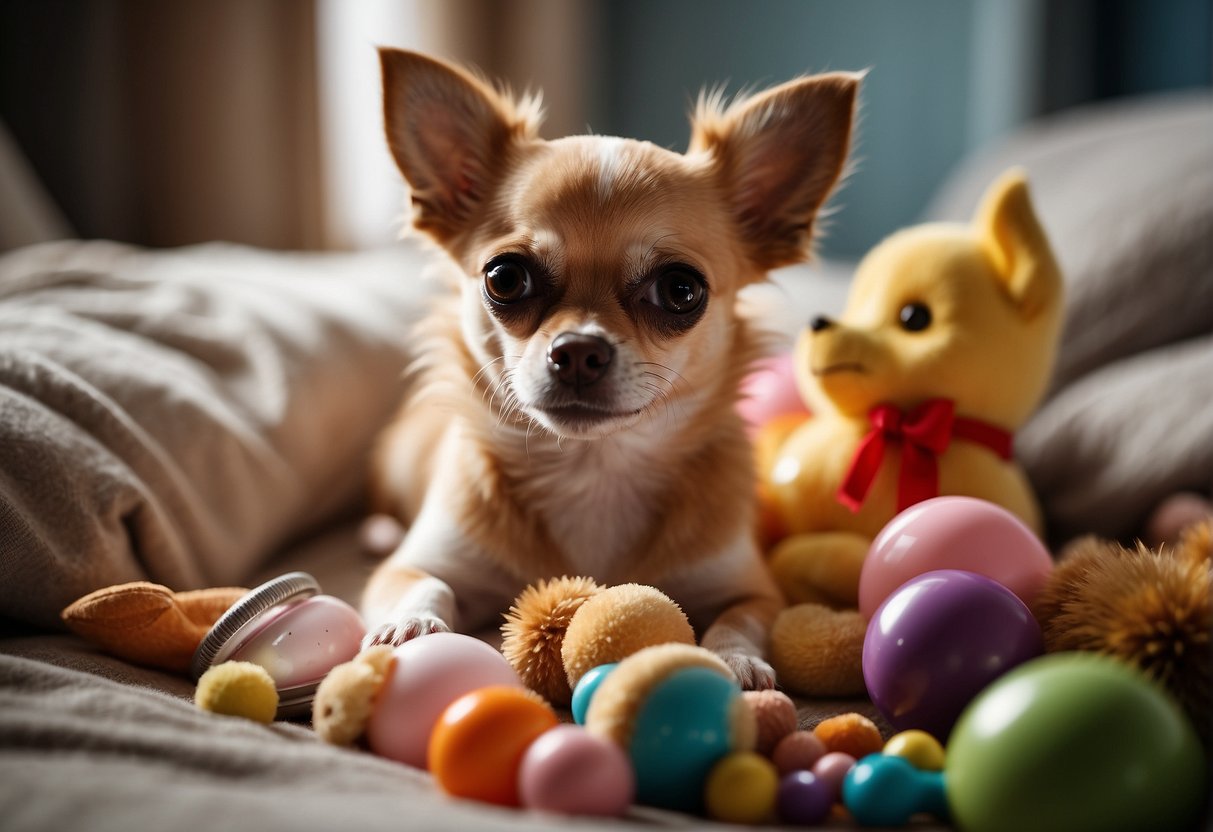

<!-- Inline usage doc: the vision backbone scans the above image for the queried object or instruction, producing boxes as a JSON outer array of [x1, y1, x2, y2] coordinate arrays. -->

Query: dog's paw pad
[[361, 617, 451, 651]]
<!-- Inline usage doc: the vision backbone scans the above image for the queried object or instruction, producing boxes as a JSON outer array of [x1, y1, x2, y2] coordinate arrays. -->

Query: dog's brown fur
[[362, 49, 860, 688]]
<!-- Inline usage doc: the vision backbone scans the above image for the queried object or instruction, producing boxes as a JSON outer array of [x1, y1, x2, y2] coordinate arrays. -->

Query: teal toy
[[581, 644, 756, 813], [843, 754, 948, 826], [628, 666, 740, 810], [947, 652, 1207, 832], [571, 662, 617, 725]]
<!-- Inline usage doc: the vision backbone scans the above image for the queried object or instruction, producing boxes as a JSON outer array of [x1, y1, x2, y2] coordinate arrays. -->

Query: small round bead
[[771, 730, 827, 775], [704, 752, 779, 824], [810, 751, 857, 802], [883, 729, 946, 771], [777, 770, 834, 825]]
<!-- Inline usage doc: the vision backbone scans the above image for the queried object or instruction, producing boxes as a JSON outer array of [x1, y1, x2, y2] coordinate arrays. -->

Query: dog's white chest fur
[[525, 435, 661, 581]]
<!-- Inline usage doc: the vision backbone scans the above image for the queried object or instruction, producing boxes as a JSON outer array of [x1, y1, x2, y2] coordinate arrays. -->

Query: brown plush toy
[[500, 577, 697, 706], [62, 582, 247, 673], [1032, 520, 1211, 742]]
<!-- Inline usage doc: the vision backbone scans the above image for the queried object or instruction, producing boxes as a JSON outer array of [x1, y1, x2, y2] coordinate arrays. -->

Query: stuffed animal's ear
[[976, 169, 1063, 320], [379, 48, 542, 243], [690, 72, 861, 270]]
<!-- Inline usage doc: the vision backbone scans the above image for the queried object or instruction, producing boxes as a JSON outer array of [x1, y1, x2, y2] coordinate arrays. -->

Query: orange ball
[[812, 712, 884, 760], [428, 686, 559, 806]]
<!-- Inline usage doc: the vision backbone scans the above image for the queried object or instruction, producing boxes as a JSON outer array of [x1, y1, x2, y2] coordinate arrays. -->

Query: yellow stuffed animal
[[763, 169, 1063, 694]]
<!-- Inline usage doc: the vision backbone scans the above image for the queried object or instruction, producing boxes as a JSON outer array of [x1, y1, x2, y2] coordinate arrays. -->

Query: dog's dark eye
[[484, 257, 535, 304], [645, 267, 707, 315], [899, 302, 932, 332]]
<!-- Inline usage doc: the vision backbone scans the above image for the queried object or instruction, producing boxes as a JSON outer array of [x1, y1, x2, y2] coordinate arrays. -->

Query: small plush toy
[[500, 577, 696, 706], [761, 168, 1063, 694], [1032, 519, 1211, 741], [195, 661, 280, 723], [62, 581, 247, 673]]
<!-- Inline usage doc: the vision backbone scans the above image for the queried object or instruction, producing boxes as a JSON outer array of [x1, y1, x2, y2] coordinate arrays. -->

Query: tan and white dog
[[362, 49, 860, 688]]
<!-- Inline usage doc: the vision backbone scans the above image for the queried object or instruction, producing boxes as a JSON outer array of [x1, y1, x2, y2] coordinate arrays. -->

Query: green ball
[[946, 653, 1206, 832]]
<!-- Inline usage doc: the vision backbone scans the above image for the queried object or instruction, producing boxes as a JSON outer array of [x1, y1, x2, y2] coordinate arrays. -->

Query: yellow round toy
[[194, 660, 279, 724], [883, 729, 945, 771], [704, 752, 779, 824]]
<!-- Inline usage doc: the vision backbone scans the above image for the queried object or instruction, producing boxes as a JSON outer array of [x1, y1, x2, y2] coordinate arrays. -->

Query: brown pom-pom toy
[[742, 689, 799, 756], [501, 576, 602, 705], [1033, 520, 1211, 740], [501, 578, 696, 705]]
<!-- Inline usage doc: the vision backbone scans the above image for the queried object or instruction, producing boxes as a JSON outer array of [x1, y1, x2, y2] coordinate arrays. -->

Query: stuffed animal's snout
[[801, 318, 878, 376]]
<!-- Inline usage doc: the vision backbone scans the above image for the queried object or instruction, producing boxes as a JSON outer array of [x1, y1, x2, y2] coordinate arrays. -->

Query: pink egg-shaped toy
[[227, 595, 365, 688], [366, 632, 521, 768], [858, 496, 1052, 620], [191, 573, 368, 719], [737, 352, 809, 433], [519, 724, 635, 816]]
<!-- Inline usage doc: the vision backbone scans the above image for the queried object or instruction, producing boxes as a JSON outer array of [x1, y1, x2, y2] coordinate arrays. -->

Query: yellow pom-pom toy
[[195, 660, 279, 724]]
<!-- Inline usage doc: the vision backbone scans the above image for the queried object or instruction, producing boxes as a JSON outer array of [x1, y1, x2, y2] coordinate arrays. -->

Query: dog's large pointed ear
[[379, 48, 541, 243], [975, 169, 1062, 320], [690, 72, 861, 270]]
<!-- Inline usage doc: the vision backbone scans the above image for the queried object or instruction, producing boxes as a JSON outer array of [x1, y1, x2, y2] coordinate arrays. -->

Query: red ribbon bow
[[838, 399, 1014, 514]]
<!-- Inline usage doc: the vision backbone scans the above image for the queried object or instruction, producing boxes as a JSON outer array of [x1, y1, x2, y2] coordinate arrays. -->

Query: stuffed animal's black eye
[[645, 267, 707, 315], [484, 257, 534, 304], [899, 303, 932, 332]]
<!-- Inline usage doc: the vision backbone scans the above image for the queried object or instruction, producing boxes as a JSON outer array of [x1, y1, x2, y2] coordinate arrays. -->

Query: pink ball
[[365, 632, 521, 768], [810, 752, 856, 802], [737, 352, 809, 432], [771, 730, 827, 775], [519, 725, 635, 816], [858, 496, 1053, 620]]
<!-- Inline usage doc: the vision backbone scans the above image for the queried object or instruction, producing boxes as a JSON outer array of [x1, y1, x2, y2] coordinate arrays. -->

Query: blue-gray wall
[[589, 0, 1212, 259]]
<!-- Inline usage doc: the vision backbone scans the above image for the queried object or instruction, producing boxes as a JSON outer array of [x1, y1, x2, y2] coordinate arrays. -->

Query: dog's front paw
[[719, 651, 777, 691], [362, 616, 451, 651]]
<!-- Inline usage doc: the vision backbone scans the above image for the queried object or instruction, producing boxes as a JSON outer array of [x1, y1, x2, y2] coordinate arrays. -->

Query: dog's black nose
[[809, 315, 834, 333], [548, 332, 614, 387]]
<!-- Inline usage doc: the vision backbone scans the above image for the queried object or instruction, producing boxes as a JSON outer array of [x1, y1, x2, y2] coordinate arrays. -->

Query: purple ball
[[777, 771, 834, 825], [862, 569, 1043, 741]]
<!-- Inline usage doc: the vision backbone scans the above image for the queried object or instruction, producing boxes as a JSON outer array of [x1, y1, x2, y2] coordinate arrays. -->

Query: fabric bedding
[[0, 241, 434, 629], [0, 642, 557, 832], [1, 91, 1211, 831]]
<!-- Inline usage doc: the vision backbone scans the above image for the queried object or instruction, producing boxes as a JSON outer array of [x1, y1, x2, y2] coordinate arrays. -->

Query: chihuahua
[[361, 48, 859, 688]]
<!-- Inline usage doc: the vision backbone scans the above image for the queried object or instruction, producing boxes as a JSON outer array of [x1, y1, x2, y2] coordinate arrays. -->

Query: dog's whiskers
[[639, 363, 693, 398]]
